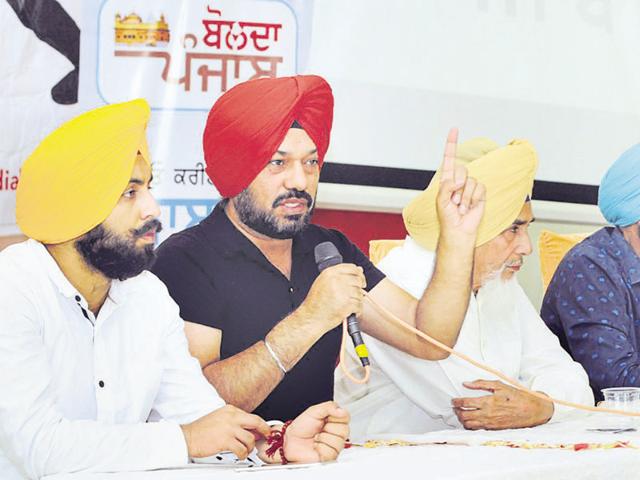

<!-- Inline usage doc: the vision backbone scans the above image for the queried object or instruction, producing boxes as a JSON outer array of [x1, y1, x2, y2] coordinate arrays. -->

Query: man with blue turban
[[542, 143, 640, 401]]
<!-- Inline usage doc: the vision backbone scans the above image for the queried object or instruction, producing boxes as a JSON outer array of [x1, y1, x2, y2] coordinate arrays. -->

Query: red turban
[[203, 75, 334, 198]]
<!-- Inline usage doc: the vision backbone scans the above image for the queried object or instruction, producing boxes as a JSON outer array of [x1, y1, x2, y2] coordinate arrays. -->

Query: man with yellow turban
[[335, 137, 593, 439], [0, 99, 352, 479], [152, 75, 486, 421], [542, 143, 640, 402]]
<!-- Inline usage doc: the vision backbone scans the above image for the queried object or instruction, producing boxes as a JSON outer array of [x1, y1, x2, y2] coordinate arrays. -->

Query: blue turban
[[598, 144, 640, 227]]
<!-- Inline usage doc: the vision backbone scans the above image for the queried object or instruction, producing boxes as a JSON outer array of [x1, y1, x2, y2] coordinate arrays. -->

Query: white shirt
[[0, 240, 225, 479], [335, 236, 594, 440]]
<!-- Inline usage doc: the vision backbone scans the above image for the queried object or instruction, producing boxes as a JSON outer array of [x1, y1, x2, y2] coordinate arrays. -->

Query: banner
[[0, 0, 313, 239], [6, 0, 640, 237], [83, 0, 310, 242]]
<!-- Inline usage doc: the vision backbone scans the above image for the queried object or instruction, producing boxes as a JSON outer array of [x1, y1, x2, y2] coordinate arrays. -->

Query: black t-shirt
[[151, 203, 385, 420]]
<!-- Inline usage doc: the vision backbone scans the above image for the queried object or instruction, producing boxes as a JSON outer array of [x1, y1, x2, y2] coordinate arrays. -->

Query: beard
[[75, 219, 162, 281], [232, 187, 315, 239], [478, 262, 508, 288], [476, 266, 519, 328]]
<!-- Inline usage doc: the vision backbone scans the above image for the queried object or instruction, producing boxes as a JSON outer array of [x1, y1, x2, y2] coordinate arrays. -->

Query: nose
[[283, 160, 308, 192], [517, 231, 533, 256], [140, 188, 161, 220]]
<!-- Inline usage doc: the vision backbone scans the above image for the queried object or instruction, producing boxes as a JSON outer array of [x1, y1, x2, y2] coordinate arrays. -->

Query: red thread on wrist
[[265, 420, 293, 464]]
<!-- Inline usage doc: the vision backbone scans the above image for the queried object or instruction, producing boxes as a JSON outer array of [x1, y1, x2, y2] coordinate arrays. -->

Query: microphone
[[314, 241, 370, 367]]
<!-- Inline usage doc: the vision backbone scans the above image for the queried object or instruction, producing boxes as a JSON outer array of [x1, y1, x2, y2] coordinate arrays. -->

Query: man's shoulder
[[0, 238, 35, 262], [301, 224, 354, 250], [379, 236, 433, 269], [121, 270, 170, 295], [545, 227, 631, 308], [0, 240, 51, 314], [304, 223, 347, 239], [117, 271, 181, 317], [0, 240, 43, 285], [570, 227, 609, 250], [557, 227, 620, 269], [153, 223, 222, 276], [156, 224, 207, 255], [377, 236, 434, 287]]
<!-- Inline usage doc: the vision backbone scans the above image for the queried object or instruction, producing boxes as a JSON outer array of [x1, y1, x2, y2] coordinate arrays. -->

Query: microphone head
[[314, 241, 343, 271]]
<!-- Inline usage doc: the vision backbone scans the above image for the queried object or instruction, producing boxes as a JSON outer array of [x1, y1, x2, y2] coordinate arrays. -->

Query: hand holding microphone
[[314, 242, 370, 367], [301, 249, 365, 334]]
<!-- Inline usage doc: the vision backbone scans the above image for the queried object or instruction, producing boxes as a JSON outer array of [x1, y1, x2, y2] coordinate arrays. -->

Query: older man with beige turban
[[0, 99, 353, 479], [335, 138, 593, 439]]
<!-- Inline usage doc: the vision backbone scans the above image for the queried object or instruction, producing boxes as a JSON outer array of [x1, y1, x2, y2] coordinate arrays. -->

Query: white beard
[[475, 266, 520, 341]]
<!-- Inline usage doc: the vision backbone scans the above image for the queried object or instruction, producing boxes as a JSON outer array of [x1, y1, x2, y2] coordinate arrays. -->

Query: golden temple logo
[[115, 12, 170, 46]]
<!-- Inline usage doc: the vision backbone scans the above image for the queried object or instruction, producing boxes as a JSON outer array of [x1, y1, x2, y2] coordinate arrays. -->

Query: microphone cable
[[349, 292, 640, 419]]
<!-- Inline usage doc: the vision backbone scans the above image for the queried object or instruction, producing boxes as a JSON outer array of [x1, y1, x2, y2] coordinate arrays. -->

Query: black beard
[[232, 188, 314, 240], [75, 219, 162, 281]]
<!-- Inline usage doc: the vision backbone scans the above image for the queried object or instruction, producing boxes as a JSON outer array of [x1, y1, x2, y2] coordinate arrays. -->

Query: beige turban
[[403, 138, 538, 250], [16, 99, 151, 244]]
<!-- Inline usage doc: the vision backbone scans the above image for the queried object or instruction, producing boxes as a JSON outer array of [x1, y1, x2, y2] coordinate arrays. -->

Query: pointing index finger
[[440, 127, 459, 184]]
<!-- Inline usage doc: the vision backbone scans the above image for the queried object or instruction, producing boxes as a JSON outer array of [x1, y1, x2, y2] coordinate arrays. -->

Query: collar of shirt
[[34, 239, 80, 299], [200, 202, 320, 261], [31, 239, 128, 308]]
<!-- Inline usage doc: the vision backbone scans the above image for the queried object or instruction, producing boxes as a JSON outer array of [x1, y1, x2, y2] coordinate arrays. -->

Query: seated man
[[0, 100, 349, 480], [542, 143, 640, 401], [335, 138, 593, 439], [152, 75, 486, 421]]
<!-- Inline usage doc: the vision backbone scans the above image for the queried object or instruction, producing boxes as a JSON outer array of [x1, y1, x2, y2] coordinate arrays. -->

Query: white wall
[[308, 0, 640, 188]]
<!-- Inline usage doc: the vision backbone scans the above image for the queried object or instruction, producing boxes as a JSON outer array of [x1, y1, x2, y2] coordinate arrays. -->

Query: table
[[44, 414, 640, 480]]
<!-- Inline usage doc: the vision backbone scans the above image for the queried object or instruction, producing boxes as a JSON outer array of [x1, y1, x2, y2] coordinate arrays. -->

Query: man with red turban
[[152, 75, 486, 422]]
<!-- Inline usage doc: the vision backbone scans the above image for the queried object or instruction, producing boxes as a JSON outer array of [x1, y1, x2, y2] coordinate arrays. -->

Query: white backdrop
[[2, 0, 639, 237], [0, 0, 312, 238], [308, 0, 640, 186]]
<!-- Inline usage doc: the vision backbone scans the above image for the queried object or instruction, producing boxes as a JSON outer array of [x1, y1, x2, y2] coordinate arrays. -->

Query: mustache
[[131, 218, 163, 237], [505, 258, 523, 268], [271, 190, 314, 209]]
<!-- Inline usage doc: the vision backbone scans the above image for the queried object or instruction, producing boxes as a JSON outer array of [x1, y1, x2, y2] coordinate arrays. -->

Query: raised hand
[[436, 128, 486, 242], [451, 380, 554, 430], [282, 401, 350, 463]]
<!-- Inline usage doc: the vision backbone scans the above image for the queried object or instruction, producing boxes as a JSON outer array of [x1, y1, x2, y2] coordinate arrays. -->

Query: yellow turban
[[403, 138, 538, 250], [16, 99, 151, 244]]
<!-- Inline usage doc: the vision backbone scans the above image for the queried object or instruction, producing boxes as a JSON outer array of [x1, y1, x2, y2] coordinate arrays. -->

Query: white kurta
[[0, 240, 225, 479], [335, 236, 594, 440]]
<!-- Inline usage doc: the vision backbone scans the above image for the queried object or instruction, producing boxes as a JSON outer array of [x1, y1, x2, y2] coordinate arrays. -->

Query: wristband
[[265, 419, 293, 464], [264, 339, 287, 374]]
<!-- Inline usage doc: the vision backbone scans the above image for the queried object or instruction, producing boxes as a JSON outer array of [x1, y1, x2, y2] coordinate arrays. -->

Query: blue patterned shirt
[[541, 227, 640, 401]]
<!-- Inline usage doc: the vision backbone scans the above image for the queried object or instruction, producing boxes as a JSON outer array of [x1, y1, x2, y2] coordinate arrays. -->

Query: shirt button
[[98, 380, 105, 388], [289, 287, 294, 293], [75, 295, 81, 302]]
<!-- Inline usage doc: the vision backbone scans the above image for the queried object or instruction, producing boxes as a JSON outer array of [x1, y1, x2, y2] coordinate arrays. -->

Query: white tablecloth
[[43, 413, 640, 480]]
